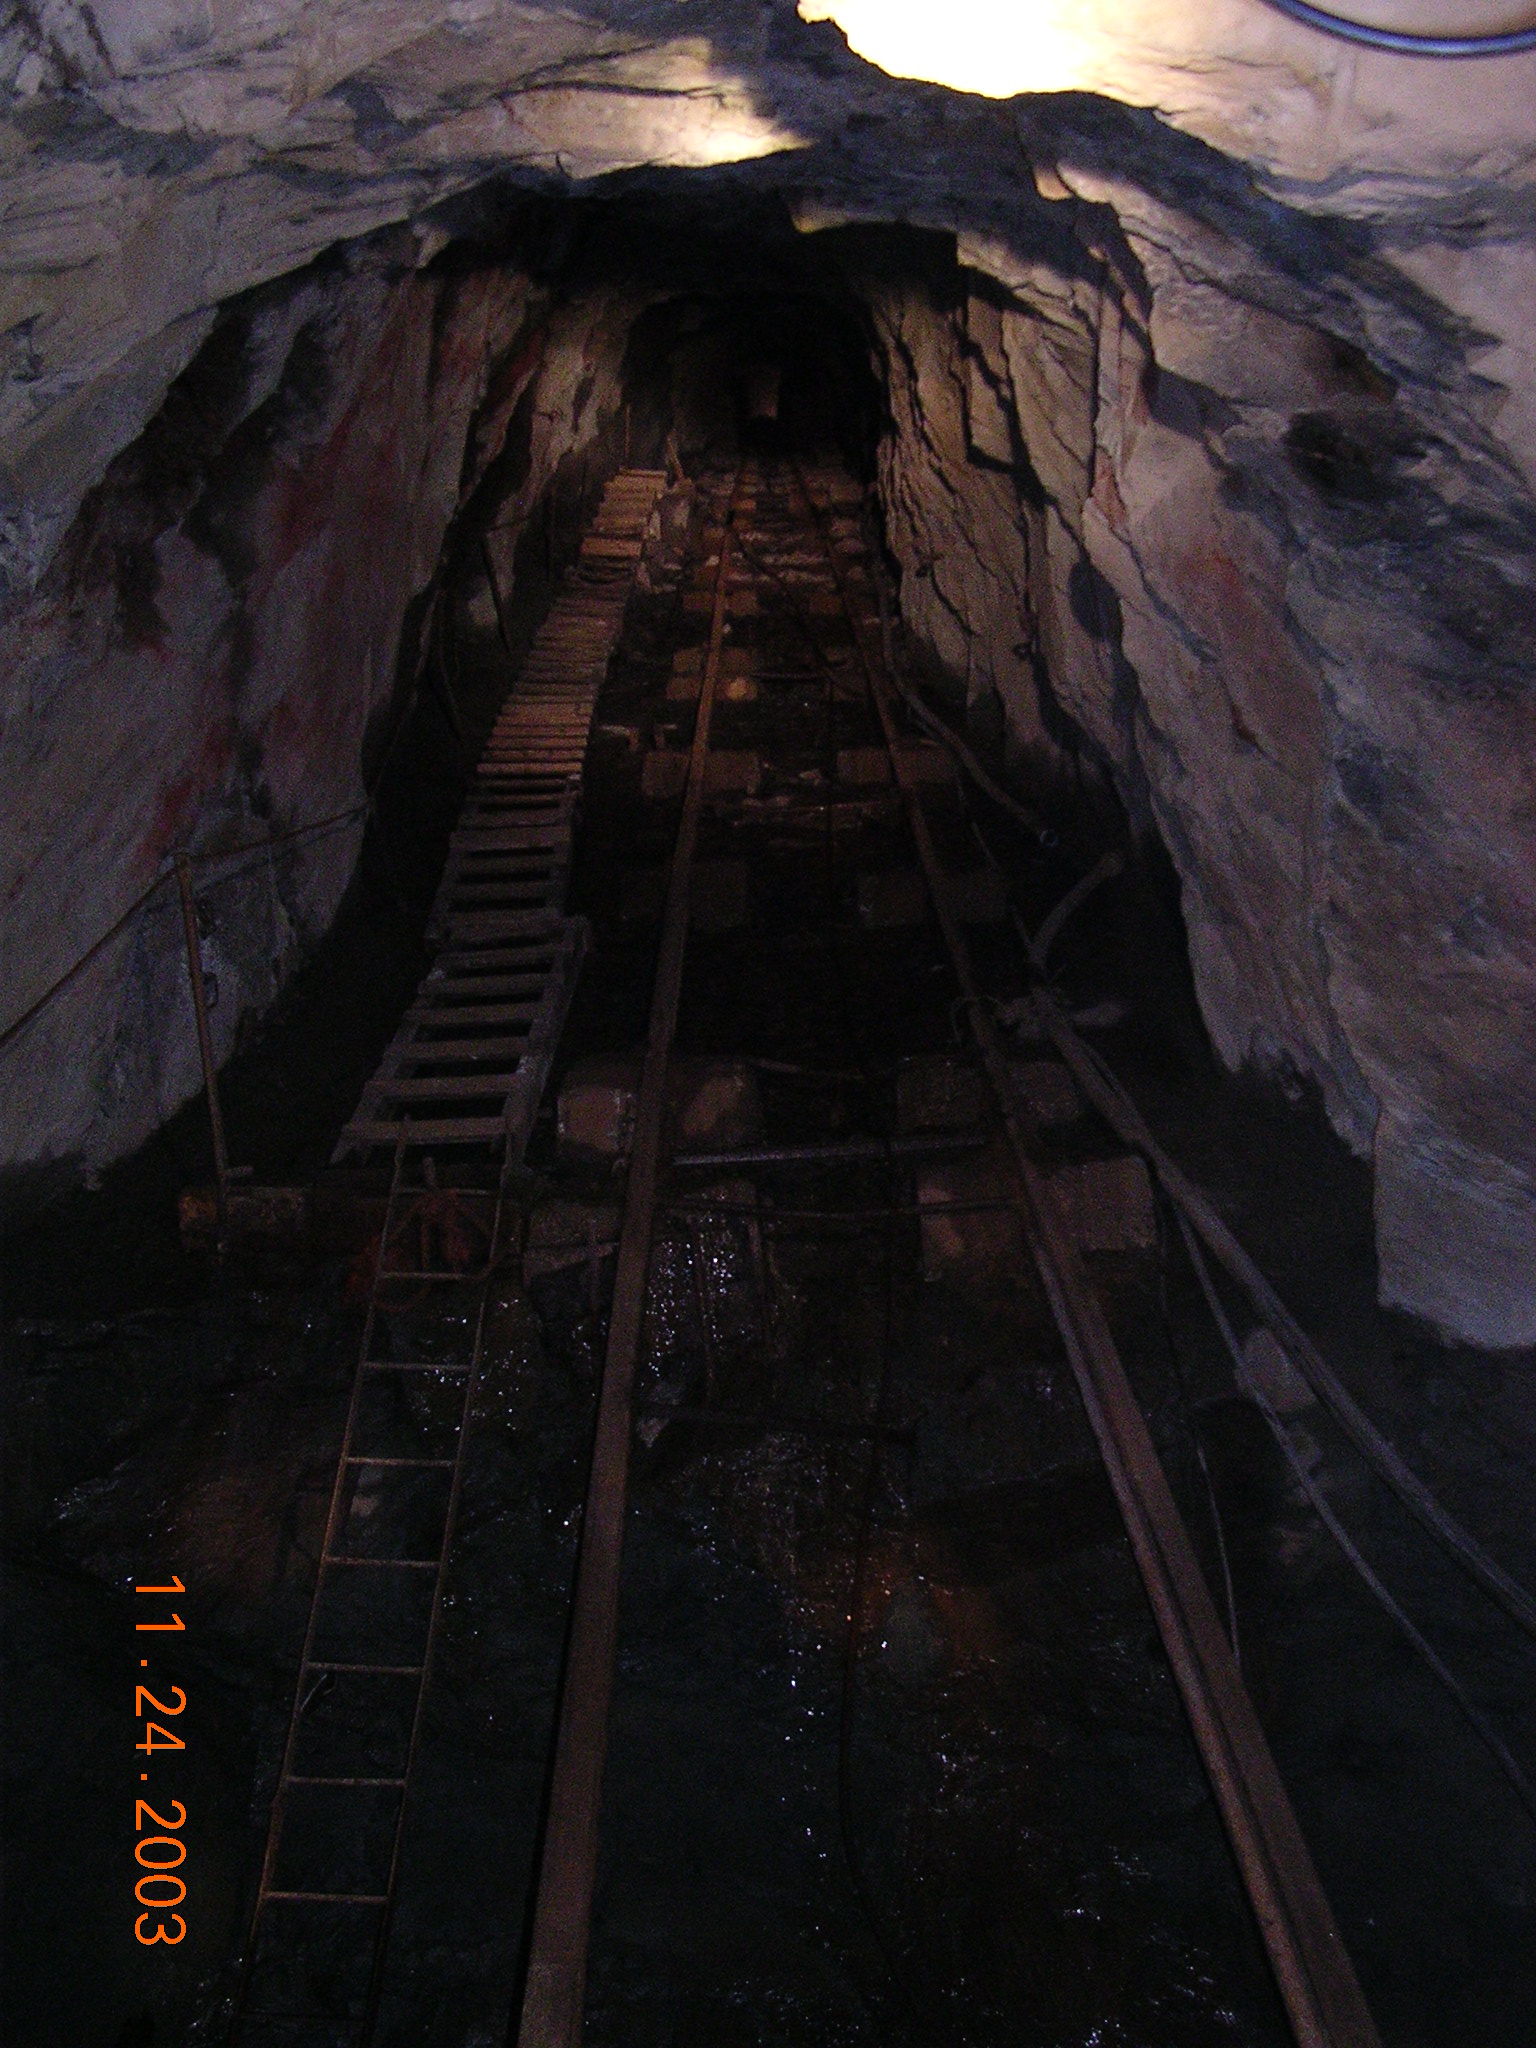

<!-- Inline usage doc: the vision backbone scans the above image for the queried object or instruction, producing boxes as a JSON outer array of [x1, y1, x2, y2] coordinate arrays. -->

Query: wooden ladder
[[334, 469, 667, 1164], [229, 470, 666, 2044]]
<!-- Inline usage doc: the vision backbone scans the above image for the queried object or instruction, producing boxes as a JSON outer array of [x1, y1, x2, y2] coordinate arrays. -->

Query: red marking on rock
[[143, 720, 235, 864]]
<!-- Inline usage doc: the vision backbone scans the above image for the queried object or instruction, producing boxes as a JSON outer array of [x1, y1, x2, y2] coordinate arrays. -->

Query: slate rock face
[[3, 2, 1533, 1340], [861, 190, 1536, 1343], [0, 246, 624, 1190]]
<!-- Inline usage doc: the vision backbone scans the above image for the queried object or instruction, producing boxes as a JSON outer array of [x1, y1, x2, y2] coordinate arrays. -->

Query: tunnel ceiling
[[3, 3, 1536, 1347], [6, 0, 1534, 582]]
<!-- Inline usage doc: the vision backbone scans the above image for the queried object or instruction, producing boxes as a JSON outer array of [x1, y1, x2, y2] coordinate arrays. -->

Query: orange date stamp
[[134, 1576, 188, 1946]]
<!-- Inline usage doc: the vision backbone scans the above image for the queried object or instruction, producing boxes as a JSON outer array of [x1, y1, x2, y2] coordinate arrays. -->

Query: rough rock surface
[[858, 175, 1536, 1346], [2, 1, 1534, 1341], [1, 243, 622, 1188]]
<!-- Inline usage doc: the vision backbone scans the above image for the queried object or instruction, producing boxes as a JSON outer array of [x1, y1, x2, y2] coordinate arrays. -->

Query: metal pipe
[[481, 534, 515, 658], [671, 1130, 990, 1171], [665, 1195, 1016, 1223], [173, 851, 230, 1249], [1259, 0, 1536, 55]]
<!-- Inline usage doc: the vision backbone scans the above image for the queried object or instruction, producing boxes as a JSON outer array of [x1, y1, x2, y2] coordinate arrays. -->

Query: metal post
[[174, 851, 230, 1248]]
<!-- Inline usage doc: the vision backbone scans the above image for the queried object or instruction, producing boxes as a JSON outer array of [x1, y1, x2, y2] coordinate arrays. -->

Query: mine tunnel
[[3, 8, 1536, 2048]]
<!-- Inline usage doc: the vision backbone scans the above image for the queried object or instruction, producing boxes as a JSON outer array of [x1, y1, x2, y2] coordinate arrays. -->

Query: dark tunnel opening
[[619, 286, 886, 474]]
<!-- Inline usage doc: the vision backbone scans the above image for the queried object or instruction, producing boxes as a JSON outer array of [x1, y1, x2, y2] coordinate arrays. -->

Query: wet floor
[[4, 456, 1535, 2048]]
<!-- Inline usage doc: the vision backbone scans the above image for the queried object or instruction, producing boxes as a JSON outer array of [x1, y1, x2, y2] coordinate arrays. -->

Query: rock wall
[[853, 196, 1536, 1347], [4, 1, 1534, 1343], [0, 241, 623, 1196]]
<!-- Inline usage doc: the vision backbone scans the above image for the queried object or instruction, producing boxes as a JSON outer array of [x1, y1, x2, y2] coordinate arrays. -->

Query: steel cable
[[1177, 1205, 1536, 1827], [0, 803, 371, 1056], [1259, 0, 1536, 56]]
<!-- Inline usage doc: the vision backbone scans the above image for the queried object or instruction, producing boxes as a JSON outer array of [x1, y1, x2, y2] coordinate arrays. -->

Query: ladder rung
[[430, 943, 561, 962], [229, 2009, 345, 2029], [261, 1890, 388, 1906], [373, 1268, 489, 1287], [426, 951, 560, 971], [285, 1774, 408, 1788], [304, 1660, 426, 1674], [434, 912, 562, 936], [405, 1002, 539, 1027], [453, 815, 571, 834], [361, 1361, 471, 1375], [417, 975, 547, 998], [443, 853, 564, 872], [322, 1555, 441, 1570], [495, 702, 594, 715], [440, 884, 561, 905], [340, 1116, 508, 1145], [487, 735, 588, 749], [363, 1073, 524, 1101], [342, 1454, 457, 1466], [389, 1039, 535, 1067], [472, 775, 575, 790], [481, 751, 584, 764], [448, 846, 567, 866]]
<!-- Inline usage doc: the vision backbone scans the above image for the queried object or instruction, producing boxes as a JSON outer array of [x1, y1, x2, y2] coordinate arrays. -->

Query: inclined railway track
[[226, 452, 1386, 2047], [513, 457, 1384, 2048]]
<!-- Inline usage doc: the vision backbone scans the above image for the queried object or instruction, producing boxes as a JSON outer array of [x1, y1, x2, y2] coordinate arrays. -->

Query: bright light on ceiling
[[796, 0, 1101, 97]]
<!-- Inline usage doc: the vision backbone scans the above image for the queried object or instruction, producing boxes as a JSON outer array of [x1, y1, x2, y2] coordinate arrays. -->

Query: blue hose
[[1260, 0, 1536, 55]]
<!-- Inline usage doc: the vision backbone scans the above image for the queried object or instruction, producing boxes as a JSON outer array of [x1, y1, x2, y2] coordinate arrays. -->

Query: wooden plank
[[436, 915, 566, 943], [442, 869, 566, 892], [441, 870, 566, 892], [429, 908, 569, 939], [391, 1037, 542, 1066], [450, 832, 568, 854], [444, 860, 565, 876], [439, 904, 563, 926], [499, 919, 588, 1159], [417, 978, 549, 1001], [437, 904, 563, 929], [460, 805, 571, 821], [340, 1115, 508, 1147], [426, 949, 559, 969], [448, 851, 567, 874], [405, 1001, 541, 1028], [426, 947, 559, 968], [489, 726, 591, 739], [490, 720, 593, 734], [364, 1074, 525, 1102]]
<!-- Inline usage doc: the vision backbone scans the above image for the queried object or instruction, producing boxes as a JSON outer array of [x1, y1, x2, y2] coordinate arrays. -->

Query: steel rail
[[672, 1129, 989, 1170], [792, 463, 1383, 2048], [515, 468, 743, 2048]]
